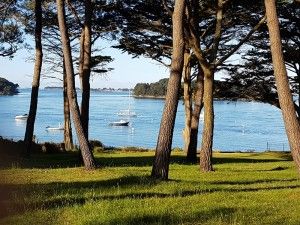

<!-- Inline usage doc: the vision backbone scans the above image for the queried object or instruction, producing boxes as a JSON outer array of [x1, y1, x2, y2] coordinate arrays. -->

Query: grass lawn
[[0, 148, 300, 225]]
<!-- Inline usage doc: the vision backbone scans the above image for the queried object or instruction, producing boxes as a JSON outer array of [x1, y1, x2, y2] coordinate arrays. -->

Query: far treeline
[[1, 0, 300, 180], [133, 78, 272, 101]]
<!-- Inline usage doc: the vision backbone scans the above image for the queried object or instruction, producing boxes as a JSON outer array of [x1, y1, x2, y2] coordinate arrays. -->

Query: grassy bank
[[1, 146, 300, 225]]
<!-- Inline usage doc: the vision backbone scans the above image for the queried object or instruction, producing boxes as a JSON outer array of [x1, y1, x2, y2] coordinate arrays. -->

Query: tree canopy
[[0, 0, 23, 57]]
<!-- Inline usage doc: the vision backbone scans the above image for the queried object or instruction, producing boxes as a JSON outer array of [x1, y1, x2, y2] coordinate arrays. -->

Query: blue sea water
[[0, 89, 289, 151]]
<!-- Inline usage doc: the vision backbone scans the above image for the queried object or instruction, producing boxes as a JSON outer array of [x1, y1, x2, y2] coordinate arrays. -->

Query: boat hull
[[109, 121, 129, 126], [15, 115, 28, 120], [46, 127, 64, 131]]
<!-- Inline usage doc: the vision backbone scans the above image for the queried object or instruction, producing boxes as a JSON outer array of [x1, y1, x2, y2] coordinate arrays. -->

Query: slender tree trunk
[[23, 0, 43, 156], [56, 0, 96, 169], [79, 0, 92, 140], [187, 65, 204, 162], [200, 69, 214, 172], [182, 51, 192, 153], [293, 68, 300, 119], [151, 0, 186, 180], [198, 0, 222, 172], [264, 0, 300, 173], [296, 75, 300, 120], [63, 62, 73, 150], [78, 30, 85, 89]]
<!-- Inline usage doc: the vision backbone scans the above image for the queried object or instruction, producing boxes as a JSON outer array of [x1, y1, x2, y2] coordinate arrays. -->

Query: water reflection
[[15, 119, 27, 127]]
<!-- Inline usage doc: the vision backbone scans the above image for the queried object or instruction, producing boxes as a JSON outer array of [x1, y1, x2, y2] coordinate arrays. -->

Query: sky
[[0, 42, 170, 89]]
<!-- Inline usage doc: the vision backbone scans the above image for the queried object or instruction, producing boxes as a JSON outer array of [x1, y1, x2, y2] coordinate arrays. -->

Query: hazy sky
[[0, 43, 170, 89]]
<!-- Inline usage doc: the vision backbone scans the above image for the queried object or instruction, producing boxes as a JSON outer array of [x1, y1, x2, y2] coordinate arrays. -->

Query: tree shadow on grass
[[0, 138, 293, 169], [0, 152, 293, 169], [2, 174, 300, 219], [0, 137, 293, 169], [212, 155, 292, 165], [96, 154, 292, 168], [209, 178, 298, 186], [0, 151, 82, 169], [88, 207, 237, 225]]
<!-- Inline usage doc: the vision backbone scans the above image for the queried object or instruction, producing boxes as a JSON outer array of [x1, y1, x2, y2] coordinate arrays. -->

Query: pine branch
[[215, 15, 266, 67]]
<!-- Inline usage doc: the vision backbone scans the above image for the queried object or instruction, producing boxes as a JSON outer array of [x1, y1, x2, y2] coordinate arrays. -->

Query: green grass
[[0, 150, 300, 225]]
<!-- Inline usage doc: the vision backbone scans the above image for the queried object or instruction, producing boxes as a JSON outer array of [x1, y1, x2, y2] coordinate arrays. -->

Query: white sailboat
[[46, 123, 64, 131], [109, 119, 129, 126], [117, 90, 137, 117], [15, 114, 28, 120]]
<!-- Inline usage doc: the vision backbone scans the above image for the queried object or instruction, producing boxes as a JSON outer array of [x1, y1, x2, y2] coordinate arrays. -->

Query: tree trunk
[[187, 65, 204, 162], [63, 62, 73, 150], [79, 0, 93, 140], [200, 69, 214, 172], [264, 0, 300, 173], [151, 0, 186, 180], [296, 74, 300, 120], [56, 0, 96, 169], [23, 0, 43, 156], [182, 51, 192, 153], [198, 0, 223, 172], [78, 30, 85, 89]]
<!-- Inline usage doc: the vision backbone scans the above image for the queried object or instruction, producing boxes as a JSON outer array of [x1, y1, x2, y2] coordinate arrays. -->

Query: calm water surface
[[0, 89, 289, 151]]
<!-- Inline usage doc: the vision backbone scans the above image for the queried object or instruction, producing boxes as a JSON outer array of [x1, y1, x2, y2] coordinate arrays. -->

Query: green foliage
[[0, 0, 23, 57], [133, 78, 169, 97], [0, 77, 19, 95], [133, 77, 263, 101], [133, 83, 150, 96], [1, 150, 300, 225], [224, 1, 300, 107]]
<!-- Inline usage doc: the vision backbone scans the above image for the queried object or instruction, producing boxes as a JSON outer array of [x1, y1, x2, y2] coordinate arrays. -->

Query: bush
[[41, 142, 65, 154]]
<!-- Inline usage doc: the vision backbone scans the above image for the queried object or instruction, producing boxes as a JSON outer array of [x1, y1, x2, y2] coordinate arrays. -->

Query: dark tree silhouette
[[56, 0, 96, 169], [151, 0, 186, 180], [23, 0, 43, 156], [0, 0, 23, 57], [264, 0, 300, 173]]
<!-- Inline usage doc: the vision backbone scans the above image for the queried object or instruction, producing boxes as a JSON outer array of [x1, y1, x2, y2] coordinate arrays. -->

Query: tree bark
[[198, 0, 223, 172], [56, 0, 96, 169], [63, 62, 73, 150], [200, 69, 214, 172], [151, 0, 186, 180], [79, 0, 92, 140], [264, 0, 300, 173], [23, 0, 43, 156], [186, 65, 204, 162], [296, 70, 300, 120], [78, 30, 85, 89], [182, 51, 192, 153]]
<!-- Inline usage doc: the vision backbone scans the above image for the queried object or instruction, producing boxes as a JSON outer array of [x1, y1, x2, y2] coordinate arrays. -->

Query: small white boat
[[15, 114, 28, 120], [46, 123, 64, 131], [109, 120, 129, 126]]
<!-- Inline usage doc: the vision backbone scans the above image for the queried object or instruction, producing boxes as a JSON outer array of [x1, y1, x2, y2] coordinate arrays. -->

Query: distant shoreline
[[22, 88, 262, 103], [133, 95, 255, 102], [133, 95, 165, 99], [44, 86, 132, 92]]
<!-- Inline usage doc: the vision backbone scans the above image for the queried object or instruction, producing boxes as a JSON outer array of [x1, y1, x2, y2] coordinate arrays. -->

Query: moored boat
[[15, 114, 28, 120], [46, 123, 64, 131], [109, 120, 129, 126]]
